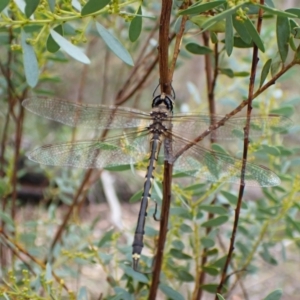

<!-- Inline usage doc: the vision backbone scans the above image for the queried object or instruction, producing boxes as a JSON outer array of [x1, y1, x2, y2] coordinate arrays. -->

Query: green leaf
[[217, 294, 226, 300], [200, 3, 245, 32], [225, 15, 233, 56], [185, 43, 212, 55], [46, 25, 63, 53], [172, 240, 184, 250], [21, 30, 39, 87], [211, 255, 227, 268], [244, 16, 265, 52], [219, 68, 234, 78], [232, 16, 252, 44], [0, 0, 9, 12], [177, 270, 194, 282], [221, 190, 248, 209], [200, 284, 219, 293], [98, 229, 114, 247], [95, 22, 134, 66], [270, 105, 294, 117], [263, 289, 283, 300], [81, 0, 110, 16], [170, 248, 192, 260], [201, 215, 228, 228], [202, 266, 219, 276], [191, 15, 226, 32], [45, 263, 52, 281], [199, 205, 227, 215], [259, 244, 278, 265], [178, 0, 225, 15], [50, 29, 90, 64], [256, 4, 297, 18], [260, 58, 272, 87], [77, 286, 88, 300], [233, 36, 253, 48], [180, 223, 193, 233], [47, 0, 55, 12], [285, 8, 300, 18], [122, 266, 149, 283], [25, 0, 40, 18], [270, 52, 282, 77], [129, 6, 142, 42], [129, 189, 142, 203], [276, 16, 290, 62], [201, 237, 215, 248], [159, 284, 185, 300], [261, 145, 281, 156]]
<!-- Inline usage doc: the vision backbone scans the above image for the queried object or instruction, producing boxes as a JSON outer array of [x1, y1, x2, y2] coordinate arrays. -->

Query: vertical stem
[[215, 2, 264, 297], [149, 0, 173, 298]]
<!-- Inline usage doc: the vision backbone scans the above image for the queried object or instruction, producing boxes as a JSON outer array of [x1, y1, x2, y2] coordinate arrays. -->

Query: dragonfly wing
[[171, 114, 292, 140], [169, 134, 280, 187], [27, 131, 150, 168], [22, 97, 151, 129]]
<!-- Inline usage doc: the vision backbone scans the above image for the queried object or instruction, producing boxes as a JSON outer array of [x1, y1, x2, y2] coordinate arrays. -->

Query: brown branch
[[215, 1, 264, 296], [149, 0, 173, 298]]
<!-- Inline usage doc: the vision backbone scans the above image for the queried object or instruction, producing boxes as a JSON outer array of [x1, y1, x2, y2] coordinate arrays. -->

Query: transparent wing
[[167, 133, 280, 187], [27, 130, 150, 168], [171, 113, 292, 140], [22, 97, 151, 129]]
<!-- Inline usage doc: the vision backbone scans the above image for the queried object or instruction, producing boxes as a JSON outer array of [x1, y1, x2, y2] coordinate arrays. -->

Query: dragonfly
[[22, 93, 290, 271]]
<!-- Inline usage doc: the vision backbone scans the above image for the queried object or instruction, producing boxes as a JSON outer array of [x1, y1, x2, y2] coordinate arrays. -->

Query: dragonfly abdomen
[[132, 133, 163, 271]]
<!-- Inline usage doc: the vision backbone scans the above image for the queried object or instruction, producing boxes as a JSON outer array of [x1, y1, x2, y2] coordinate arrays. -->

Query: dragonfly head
[[152, 93, 174, 113]]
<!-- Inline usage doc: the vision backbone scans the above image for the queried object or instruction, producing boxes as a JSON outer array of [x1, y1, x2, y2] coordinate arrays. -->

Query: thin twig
[[215, 1, 264, 296]]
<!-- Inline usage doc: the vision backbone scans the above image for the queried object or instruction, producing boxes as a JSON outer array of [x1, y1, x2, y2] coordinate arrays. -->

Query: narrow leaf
[[200, 3, 245, 31], [123, 266, 149, 283], [129, 6, 142, 42], [285, 8, 300, 18], [225, 15, 234, 56], [232, 15, 251, 44], [191, 15, 226, 33], [46, 25, 63, 53], [202, 266, 219, 276], [199, 205, 227, 215], [21, 30, 39, 87], [263, 289, 283, 300], [260, 58, 272, 87], [81, 0, 110, 16], [96, 22, 134, 66], [201, 237, 215, 248], [159, 284, 185, 300], [98, 229, 114, 247], [25, 0, 40, 18], [50, 29, 90, 64], [45, 263, 52, 281], [179, 0, 225, 15], [77, 286, 88, 300], [256, 4, 297, 18], [244, 16, 265, 52], [0, 0, 9, 12], [185, 43, 212, 55], [129, 189, 143, 203], [217, 294, 226, 300], [201, 215, 228, 227], [200, 284, 219, 293], [47, 0, 55, 12], [276, 16, 290, 62]]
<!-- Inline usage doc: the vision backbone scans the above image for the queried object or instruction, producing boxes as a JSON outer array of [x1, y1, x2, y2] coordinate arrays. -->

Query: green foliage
[[1, 0, 300, 299]]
